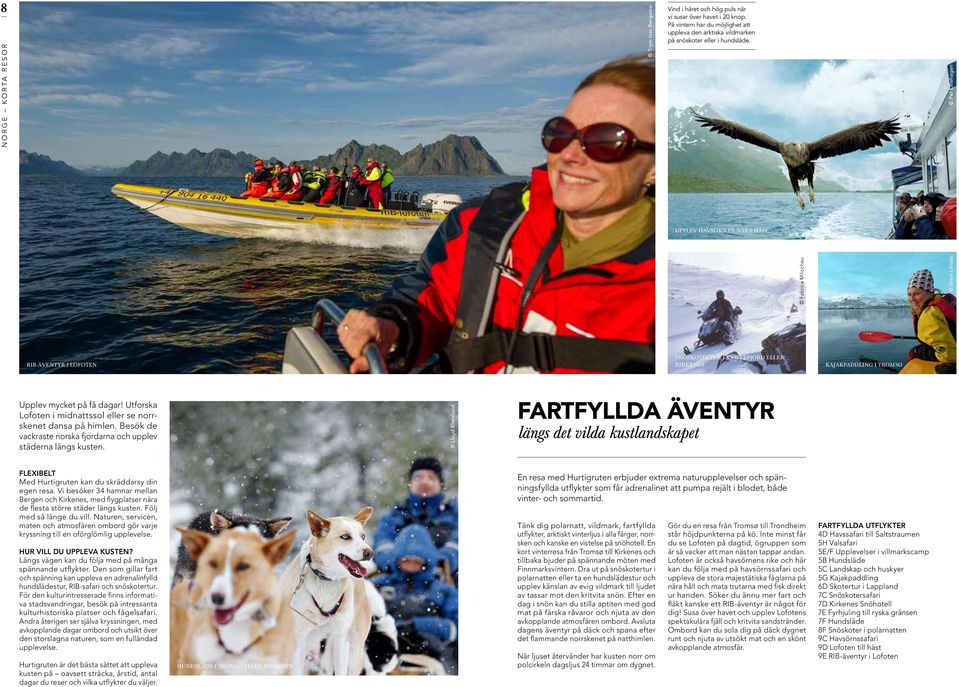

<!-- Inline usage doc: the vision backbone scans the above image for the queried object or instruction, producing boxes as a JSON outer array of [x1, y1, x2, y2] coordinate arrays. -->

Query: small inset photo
[[668, 59, 956, 240], [668, 253, 806, 374], [819, 253, 956, 374], [170, 401, 458, 675]]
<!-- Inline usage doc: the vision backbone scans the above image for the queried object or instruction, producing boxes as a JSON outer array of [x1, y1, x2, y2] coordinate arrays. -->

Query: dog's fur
[[171, 527, 297, 675], [173, 510, 292, 585], [278, 507, 379, 675], [170, 510, 291, 674], [311, 580, 400, 675]]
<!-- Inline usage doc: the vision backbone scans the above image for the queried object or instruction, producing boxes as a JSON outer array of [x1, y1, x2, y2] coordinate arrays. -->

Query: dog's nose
[[362, 548, 373, 560], [211, 592, 225, 606]]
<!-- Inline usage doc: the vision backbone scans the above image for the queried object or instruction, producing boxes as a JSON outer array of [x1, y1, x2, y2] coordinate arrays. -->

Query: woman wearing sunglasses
[[338, 55, 656, 373]]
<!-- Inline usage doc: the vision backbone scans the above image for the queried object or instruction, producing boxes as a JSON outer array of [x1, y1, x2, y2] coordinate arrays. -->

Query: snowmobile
[[714, 351, 764, 374], [761, 323, 806, 373], [683, 306, 742, 355]]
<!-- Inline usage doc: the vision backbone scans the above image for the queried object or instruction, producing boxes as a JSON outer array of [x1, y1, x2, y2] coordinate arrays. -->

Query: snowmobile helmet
[[908, 269, 935, 293], [716, 290, 725, 299]]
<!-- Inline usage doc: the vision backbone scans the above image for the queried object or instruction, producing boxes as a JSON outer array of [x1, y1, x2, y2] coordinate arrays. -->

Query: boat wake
[[251, 223, 432, 253]]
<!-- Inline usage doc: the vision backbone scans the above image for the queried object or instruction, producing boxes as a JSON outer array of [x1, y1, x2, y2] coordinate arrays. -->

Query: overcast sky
[[669, 60, 952, 190], [21, 2, 653, 173]]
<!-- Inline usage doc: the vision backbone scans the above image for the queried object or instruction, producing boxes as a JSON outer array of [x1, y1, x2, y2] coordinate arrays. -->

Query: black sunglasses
[[541, 116, 654, 162]]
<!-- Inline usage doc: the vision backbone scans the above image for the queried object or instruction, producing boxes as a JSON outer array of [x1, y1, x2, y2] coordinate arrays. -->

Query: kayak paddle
[[858, 330, 917, 343]]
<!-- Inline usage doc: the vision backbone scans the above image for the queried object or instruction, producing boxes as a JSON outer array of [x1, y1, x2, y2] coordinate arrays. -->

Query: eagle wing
[[689, 110, 782, 153], [807, 118, 900, 160]]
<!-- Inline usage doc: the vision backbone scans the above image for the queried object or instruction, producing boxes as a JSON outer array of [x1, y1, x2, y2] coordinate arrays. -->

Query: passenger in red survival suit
[[336, 54, 657, 374]]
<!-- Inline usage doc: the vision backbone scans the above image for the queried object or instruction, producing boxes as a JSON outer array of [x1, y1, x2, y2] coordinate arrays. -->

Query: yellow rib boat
[[111, 183, 454, 239]]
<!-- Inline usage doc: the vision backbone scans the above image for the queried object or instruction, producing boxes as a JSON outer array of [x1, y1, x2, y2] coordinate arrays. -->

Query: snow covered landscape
[[668, 259, 806, 374]]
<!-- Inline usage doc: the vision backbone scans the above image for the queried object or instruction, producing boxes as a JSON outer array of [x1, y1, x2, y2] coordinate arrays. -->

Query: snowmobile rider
[[240, 159, 273, 198], [906, 269, 956, 373], [701, 290, 737, 344], [335, 54, 656, 373]]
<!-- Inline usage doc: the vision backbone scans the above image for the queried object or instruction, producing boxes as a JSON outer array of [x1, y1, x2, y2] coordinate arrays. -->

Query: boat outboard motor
[[410, 192, 419, 207], [419, 193, 462, 214]]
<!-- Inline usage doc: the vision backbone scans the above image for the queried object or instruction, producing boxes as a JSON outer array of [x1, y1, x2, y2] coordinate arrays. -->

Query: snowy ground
[[668, 261, 805, 374]]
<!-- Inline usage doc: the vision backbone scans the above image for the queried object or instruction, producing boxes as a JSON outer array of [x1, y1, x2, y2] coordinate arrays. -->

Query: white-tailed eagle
[[689, 110, 900, 208]]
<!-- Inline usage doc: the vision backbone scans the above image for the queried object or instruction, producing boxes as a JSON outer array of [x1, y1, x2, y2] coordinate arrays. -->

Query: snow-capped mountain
[[818, 295, 908, 309]]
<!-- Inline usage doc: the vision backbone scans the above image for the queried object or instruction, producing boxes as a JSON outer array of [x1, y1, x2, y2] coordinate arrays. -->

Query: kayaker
[[336, 54, 656, 374], [319, 167, 343, 205], [240, 159, 272, 198], [359, 158, 385, 210], [906, 268, 956, 373]]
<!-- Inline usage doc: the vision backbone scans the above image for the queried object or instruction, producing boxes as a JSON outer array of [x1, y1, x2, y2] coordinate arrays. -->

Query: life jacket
[[364, 164, 382, 184], [380, 163, 395, 189], [304, 170, 326, 190], [320, 175, 343, 204], [914, 293, 957, 339], [288, 165, 303, 192], [438, 181, 655, 374]]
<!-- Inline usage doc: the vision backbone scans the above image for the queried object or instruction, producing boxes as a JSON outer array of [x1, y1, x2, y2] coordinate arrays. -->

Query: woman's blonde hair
[[576, 54, 655, 103]]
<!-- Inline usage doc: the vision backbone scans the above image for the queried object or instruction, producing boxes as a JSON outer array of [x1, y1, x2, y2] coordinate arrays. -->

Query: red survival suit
[[359, 161, 384, 210], [319, 173, 343, 204], [240, 162, 272, 198], [367, 166, 655, 373], [280, 163, 303, 201]]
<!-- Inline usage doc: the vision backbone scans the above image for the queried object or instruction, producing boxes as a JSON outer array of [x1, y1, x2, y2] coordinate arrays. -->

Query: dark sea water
[[819, 307, 914, 374], [669, 192, 892, 239], [20, 175, 526, 373]]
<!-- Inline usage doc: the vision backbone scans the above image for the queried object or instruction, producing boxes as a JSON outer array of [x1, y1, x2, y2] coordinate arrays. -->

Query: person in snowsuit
[[319, 167, 343, 205], [359, 157, 385, 210], [373, 457, 458, 575], [240, 159, 272, 198], [335, 55, 656, 374], [906, 268, 956, 373], [372, 525, 458, 674], [700, 290, 737, 345]]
